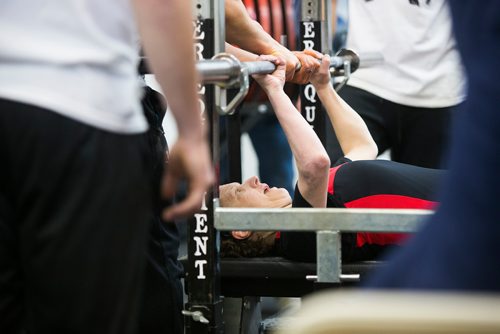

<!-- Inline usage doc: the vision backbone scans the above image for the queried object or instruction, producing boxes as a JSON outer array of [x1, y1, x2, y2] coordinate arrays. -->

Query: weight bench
[[183, 206, 432, 332]]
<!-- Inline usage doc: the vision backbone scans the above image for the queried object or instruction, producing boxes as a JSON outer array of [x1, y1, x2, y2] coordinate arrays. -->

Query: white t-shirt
[[0, 0, 147, 133], [346, 0, 466, 108]]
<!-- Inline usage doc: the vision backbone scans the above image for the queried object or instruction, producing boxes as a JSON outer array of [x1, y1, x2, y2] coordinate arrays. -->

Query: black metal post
[[185, 0, 224, 333], [299, 0, 332, 146]]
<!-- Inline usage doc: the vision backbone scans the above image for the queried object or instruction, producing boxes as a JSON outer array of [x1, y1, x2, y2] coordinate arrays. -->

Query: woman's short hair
[[220, 232, 276, 258]]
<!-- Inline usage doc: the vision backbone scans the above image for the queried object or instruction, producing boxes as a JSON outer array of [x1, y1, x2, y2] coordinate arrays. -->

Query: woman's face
[[219, 176, 290, 250], [220, 176, 292, 209]]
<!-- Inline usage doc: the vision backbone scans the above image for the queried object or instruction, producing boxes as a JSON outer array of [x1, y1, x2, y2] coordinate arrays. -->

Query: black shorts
[[326, 85, 455, 169]]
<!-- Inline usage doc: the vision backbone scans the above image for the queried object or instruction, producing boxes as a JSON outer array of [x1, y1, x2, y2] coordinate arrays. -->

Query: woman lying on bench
[[220, 52, 444, 263]]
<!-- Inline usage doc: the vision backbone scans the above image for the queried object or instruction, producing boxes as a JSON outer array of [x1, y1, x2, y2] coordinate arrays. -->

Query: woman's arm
[[225, 43, 259, 62], [253, 56, 330, 208], [309, 52, 378, 161]]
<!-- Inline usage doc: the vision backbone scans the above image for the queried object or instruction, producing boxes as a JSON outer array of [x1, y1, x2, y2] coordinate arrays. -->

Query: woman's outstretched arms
[[308, 52, 378, 161], [252, 56, 330, 208]]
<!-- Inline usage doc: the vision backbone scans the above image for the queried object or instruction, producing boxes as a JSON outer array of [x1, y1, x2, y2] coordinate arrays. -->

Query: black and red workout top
[[295, 157, 444, 247]]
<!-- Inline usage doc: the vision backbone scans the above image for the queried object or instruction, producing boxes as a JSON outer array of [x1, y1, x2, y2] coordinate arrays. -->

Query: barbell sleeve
[[196, 59, 277, 85], [195, 59, 241, 84]]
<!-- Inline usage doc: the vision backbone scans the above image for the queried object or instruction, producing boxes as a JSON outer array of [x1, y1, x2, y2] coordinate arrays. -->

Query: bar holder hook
[[211, 53, 250, 116]]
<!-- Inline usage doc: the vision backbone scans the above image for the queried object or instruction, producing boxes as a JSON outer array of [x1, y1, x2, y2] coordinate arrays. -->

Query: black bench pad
[[180, 256, 382, 297]]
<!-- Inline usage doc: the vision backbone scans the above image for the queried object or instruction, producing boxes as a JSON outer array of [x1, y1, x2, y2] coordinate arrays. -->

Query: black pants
[[136, 87, 184, 334], [137, 219, 184, 334], [0, 99, 152, 334], [326, 86, 456, 169]]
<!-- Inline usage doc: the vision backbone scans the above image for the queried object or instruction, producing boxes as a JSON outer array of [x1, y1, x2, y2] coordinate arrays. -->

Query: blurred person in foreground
[[0, 0, 212, 333]]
